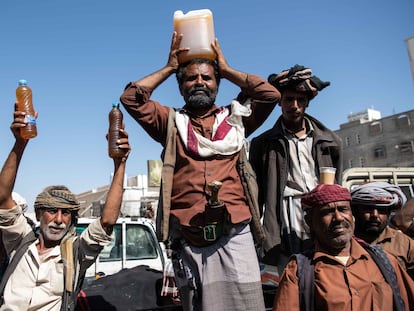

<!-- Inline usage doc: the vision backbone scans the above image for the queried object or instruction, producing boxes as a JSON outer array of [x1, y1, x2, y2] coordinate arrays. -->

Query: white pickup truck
[[342, 167, 414, 199], [76, 216, 165, 279]]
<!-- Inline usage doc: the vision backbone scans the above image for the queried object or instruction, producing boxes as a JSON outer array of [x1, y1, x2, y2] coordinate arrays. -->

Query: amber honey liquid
[[108, 103, 125, 158], [16, 81, 37, 139], [174, 9, 216, 64]]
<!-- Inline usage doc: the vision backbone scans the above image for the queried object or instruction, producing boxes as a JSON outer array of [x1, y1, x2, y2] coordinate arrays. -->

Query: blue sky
[[1, 0, 413, 211]]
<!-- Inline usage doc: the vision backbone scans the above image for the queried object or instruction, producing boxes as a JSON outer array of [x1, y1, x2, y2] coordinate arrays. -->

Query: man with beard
[[119, 31, 280, 310], [0, 108, 131, 310], [351, 182, 414, 279], [272, 184, 414, 311], [391, 197, 414, 239], [249, 65, 343, 275]]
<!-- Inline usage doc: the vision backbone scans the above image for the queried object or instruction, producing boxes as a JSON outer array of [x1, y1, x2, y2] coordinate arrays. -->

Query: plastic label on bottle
[[25, 115, 36, 125]]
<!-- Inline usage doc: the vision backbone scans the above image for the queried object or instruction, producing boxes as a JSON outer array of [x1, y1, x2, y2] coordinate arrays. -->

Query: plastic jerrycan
[[173, 9, 216, 64]]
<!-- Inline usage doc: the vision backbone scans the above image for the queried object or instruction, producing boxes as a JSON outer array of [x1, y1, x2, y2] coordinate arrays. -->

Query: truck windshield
[[76, 223, 158, 262]]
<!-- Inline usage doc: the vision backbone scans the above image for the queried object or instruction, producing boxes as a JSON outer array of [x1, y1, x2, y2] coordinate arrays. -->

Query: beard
[[318, 219, 354, 253], [40, 221, 69, 242], [363, 220, 386, 234], [185, 87, 216, 110]]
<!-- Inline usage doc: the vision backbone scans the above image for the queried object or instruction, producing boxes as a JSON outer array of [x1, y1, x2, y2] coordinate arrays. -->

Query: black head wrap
[[268, 64, 330, 100]]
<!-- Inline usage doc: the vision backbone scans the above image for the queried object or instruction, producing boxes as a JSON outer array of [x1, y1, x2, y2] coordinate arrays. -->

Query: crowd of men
[[0, 29, 413, 311]]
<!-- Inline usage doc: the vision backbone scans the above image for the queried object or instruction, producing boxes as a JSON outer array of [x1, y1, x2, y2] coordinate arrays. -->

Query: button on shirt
[[171, 110, 251, 226], [280, 119, 318, 245], [0, 206, 112, 311], [273, 238, 414, 311], [373, 225, 414, 279], [120, 74, 279, 227], [283, 118, 318, 197]]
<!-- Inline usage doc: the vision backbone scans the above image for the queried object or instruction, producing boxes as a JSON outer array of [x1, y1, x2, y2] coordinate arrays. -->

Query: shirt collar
[[179, 104, 220, 119], [282, 117, 314, 138], [313, 238, 370, 265]]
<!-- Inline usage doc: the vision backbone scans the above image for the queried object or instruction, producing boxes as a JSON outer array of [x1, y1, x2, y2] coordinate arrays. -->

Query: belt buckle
[[203, 225, 217, 242]]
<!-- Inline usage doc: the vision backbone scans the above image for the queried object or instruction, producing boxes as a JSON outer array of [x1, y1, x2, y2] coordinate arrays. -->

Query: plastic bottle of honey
[[173, 9, 216, 64], [16, 79, 37, 139], [108, 101, 125, 158]]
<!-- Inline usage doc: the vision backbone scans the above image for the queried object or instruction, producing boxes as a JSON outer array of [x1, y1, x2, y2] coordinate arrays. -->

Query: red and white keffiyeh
[[175, 99, 251, 157]]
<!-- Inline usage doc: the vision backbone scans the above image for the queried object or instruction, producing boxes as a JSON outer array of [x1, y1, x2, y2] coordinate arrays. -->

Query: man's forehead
[[282, 89, 307, 98], [185, 62, 213, 73], [321, 201, 351, 209]]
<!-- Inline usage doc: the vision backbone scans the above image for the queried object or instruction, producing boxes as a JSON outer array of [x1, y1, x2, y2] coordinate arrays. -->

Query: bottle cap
[[18, 79, 28, 85], [112, 101, 120, 108]]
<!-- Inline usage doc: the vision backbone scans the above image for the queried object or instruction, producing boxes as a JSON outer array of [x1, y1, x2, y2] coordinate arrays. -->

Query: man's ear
[[35, 209, 41, 222]]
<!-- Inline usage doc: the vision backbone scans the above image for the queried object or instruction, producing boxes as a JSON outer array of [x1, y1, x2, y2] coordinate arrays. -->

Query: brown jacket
[[374, 226, 414, 279], [273, 238, 414, 311]]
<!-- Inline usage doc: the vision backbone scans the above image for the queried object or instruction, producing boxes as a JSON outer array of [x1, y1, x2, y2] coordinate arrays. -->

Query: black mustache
[[286, 108, 299, 113], [328, 220, 351, 231], [189, 87, 211, 96], [366, 220, 382, 226]]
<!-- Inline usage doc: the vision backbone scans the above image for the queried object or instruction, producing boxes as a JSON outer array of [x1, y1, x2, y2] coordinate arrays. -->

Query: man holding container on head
[[249, 65, 343, 275], [119, 13, 281, 309]]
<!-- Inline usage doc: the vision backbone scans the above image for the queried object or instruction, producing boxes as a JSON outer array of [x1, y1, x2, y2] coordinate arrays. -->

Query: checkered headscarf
[[268, 64, 330, 100], [301, 184, 351, 211], [34, 186, 80, 211]]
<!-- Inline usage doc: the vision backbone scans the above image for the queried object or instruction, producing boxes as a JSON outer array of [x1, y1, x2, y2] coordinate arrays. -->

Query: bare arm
[[0, 110, 31, 211], [211, 38, 249, 88], [133, 32, 189, 91], [100, 128, 131, 235]]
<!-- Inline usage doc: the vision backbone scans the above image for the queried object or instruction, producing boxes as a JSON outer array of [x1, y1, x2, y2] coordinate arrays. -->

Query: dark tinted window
[[76, 223, 157, 262]]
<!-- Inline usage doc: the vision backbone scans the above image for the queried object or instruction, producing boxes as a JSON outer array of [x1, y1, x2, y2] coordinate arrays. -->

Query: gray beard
[[186, 94, 214, 110], [41, 221, 69, 242]]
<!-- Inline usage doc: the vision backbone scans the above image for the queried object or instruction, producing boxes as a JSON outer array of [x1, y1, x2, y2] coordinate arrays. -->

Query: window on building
[[359, 157, 365, 167], [374, 146, 386, 158], [369, 121, 382, 136], [345, 137, 350, 147], [348, 159, 353, 168], [356, 134, 361, 144], [396, 114, 411, 129], [397, 141, 414, 154]]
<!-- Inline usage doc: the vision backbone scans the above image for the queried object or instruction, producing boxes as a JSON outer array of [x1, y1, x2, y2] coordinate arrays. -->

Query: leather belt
[[180, 222, 224, 247]]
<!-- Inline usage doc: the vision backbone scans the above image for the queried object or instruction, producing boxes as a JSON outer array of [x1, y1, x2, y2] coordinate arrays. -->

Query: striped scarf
[[34, 188, 80, 211], [175, 99, 251, 157], [351, 182, 407, 209]]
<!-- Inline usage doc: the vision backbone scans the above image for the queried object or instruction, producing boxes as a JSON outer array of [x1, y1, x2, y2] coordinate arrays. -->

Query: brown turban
[[268, 64, 330, 100], [34, 185, 80, 211], [301, 184, 351, 211]]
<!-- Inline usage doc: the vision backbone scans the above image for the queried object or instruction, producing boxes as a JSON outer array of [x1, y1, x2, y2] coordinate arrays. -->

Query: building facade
[[335, 108, 414, 170], [77, 174, 159, 218]]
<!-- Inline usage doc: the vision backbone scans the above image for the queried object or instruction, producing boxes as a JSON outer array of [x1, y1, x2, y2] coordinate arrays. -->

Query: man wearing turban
[[273, 184, 414, 311], [351, 182, 414, 279], [0, 107, 131, 310], [249, 65, 343, 274]]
